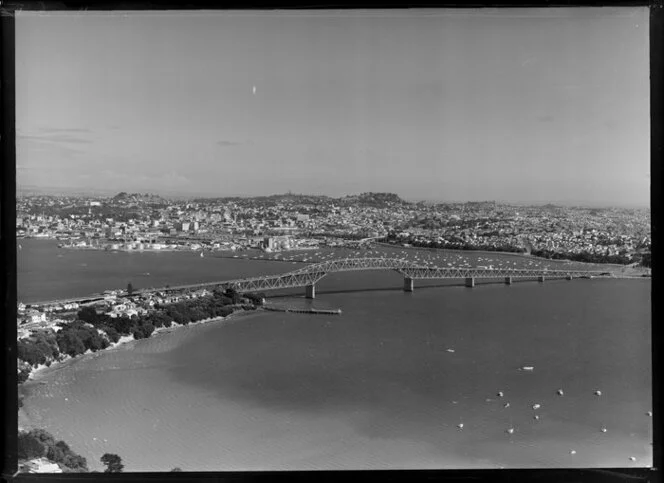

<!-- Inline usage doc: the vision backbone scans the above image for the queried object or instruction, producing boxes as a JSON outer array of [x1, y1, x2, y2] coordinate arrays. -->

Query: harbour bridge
[[149, 257, 618, 299]]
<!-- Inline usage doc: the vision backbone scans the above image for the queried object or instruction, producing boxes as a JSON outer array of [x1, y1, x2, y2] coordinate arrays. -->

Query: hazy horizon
[[16, 8, 650, 207], [15, 184, 649, 209]]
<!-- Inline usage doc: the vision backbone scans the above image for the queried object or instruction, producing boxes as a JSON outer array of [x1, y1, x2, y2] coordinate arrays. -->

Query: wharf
[[263, 306, 342, 315]]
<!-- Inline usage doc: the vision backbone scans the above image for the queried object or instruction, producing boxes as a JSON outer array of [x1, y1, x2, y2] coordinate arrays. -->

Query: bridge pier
[[465, 277, 475, 288], [505, 276, 512, 285], [403, 277, 414, 292], [538, 275, 545, 283], [305, 284, 316, 299]]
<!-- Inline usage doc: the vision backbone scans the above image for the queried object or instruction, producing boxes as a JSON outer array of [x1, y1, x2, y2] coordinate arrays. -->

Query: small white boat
[[520, 366, 535, 372]]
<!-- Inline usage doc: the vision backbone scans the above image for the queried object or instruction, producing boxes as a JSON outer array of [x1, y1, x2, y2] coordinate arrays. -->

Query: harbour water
[[18, 240, 652, 471], [18, 239, 640, 304]]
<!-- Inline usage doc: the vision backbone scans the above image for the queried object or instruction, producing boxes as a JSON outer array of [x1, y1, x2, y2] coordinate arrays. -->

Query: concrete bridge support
[[505, 277, 512, 285], [305, 284, 316, 299], [403, 277, 414, 292], [538, 275, 545, 283], [465, 277, 475, 288]]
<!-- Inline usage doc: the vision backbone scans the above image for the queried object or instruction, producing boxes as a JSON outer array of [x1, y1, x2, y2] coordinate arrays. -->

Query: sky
[[16, 8, 650, 206]]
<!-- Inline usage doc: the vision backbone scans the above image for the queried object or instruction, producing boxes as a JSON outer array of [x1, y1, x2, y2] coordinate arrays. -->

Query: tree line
[[382, 236, 527, 254], [17, 288, 265, 380], [18, 429, 88, 472], [16, 289, 266, 473], [382, 235, 639, 265], [530, 248, 632, 265], [18, 428, 133, 473]]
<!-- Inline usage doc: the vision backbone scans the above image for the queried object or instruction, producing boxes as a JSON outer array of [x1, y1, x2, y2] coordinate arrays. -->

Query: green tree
[[641, 252, 651, 268], [102, 325, 121, 343], [17, 432, 45, 460], [58, 452, 88, 471], [46, 440, 69, 465], [100, 453, 124, 473], [27, 428, 57, 447], [225, 288, 242, 304], [77, 306, 100, 325], [55, 330, 86, 357], [17, 341, 46, 366]]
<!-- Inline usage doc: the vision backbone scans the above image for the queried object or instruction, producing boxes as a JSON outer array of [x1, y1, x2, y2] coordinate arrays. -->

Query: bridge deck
[[138, 258, 622, 295], [28, 257, 633, 306]]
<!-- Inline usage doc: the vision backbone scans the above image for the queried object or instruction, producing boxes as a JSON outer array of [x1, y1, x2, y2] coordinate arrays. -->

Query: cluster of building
[[17, 287, 216, 337], [16, 192, 650, 261], [19, 458, 63, 474], [386, 202, 651, 261], [17, 194, 325, 251]]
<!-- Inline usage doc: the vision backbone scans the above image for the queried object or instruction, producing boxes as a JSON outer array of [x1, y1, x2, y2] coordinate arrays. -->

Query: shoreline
[[17, 282, 653, 471], [21, 309, 258, 386], [374, 241, 650, 274], [22, 247, 649, 306], [28, 236, 646, 268], [18, 308, 268, 439], [375, 241, 596, 263], [19, 309, 263, 433]]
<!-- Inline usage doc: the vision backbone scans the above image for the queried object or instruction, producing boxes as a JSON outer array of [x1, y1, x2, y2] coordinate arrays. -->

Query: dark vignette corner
[[1, 5, 18, 481]]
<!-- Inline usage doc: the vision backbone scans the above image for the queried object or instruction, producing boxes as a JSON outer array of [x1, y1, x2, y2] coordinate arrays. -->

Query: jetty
[[263, 306, 342, 315]]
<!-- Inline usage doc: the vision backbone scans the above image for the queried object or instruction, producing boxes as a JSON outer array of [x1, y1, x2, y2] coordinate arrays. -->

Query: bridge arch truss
[[214, 257, 611, 294]]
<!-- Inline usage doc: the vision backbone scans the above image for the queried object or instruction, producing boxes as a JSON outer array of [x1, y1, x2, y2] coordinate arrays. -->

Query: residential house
[[23, 458, 62, 474]]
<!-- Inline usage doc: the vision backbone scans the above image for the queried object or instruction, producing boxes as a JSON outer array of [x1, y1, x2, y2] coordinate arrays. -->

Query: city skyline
[[16, 8, 650, 206], [14, 184, 650, 209]]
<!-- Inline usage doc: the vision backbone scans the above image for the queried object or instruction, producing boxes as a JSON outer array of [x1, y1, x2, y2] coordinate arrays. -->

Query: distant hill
[[111, 192, 168, 204], [190, 193, 332, 204], [188, 192, 409, 207], [17, 185, 118, 197], [341, 192, 409, 207]]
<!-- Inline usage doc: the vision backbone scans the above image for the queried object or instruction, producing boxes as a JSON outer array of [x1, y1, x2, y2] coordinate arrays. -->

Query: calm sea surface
[[18, 240, 652, 471]]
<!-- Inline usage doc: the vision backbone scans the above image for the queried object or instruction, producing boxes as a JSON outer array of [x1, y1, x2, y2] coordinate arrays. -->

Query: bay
[[17, 240, 652, 471]]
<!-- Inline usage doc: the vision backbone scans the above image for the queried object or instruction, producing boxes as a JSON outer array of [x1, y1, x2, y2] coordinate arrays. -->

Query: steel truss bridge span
[[162, 257, 616, 299]]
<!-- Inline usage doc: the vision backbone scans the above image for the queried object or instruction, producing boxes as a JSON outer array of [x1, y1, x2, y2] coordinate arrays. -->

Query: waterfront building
[[23, 458, 62, 474]]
